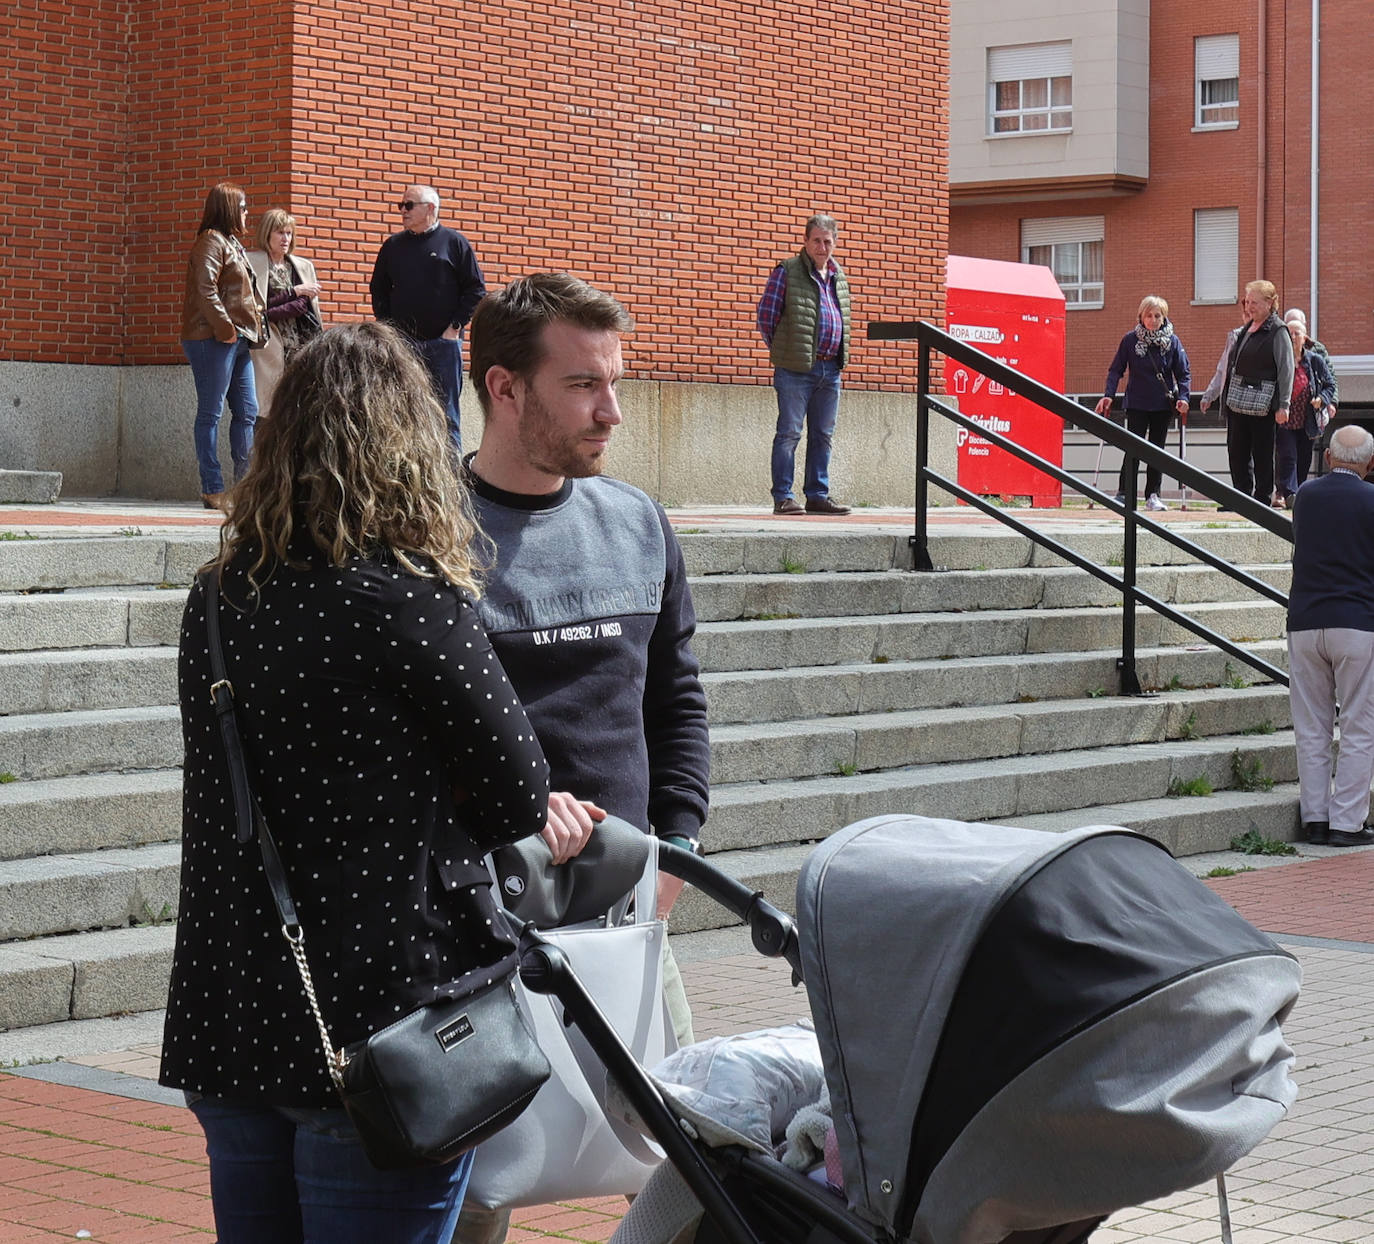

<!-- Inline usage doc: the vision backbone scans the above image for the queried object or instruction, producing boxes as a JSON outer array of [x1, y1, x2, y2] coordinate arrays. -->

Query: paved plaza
[[1, 497, 1367, 1243]]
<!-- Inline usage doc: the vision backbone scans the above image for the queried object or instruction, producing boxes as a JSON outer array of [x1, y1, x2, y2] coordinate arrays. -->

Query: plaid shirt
[[757, 259, 844, 359]]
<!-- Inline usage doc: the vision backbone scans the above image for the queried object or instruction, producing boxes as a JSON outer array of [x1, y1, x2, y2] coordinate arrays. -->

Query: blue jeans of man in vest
[[771, 359, 841, 503]]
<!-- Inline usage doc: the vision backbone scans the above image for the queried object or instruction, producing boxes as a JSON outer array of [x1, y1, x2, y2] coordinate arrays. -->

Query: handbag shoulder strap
[[203, 569, 342, 1084], [203, 570, 299, 929]]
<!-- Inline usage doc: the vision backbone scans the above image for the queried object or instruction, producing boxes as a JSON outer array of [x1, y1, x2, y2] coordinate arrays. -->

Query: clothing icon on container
[[952, 369, 969, 395]]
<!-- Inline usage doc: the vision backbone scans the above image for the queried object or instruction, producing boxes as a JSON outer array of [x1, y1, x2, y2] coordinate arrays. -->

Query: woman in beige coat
[[247, 208, 323, 417]]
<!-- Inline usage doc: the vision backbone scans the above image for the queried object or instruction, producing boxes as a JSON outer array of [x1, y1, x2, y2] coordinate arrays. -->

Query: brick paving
[[4, 858, 1374, 1242]]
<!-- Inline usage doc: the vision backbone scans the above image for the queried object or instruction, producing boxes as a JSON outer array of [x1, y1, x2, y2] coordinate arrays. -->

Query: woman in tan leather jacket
[[180, 182, 266, 509]]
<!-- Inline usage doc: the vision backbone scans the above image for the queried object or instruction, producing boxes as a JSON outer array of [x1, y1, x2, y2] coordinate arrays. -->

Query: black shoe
[[773, 498, 804, 515], [1304, 821, 1330, 845], [1327, 825, 1374, 847], [804, 496, 852, 516]]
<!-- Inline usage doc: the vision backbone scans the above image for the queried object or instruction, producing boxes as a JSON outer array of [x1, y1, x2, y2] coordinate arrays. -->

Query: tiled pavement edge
[[5, 856, 1374, 1242]]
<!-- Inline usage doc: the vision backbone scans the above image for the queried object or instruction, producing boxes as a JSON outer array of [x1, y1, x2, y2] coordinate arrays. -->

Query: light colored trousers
[[452, 938, 695, 1244], [1288, 627, 1374, 830]]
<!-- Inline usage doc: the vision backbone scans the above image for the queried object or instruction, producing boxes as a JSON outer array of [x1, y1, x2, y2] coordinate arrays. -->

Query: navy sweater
[[1289, 470, 1374, 633], [466, 468, 710, 842], [1103, 326, 1191, 412], [369, 225, 486, 341]]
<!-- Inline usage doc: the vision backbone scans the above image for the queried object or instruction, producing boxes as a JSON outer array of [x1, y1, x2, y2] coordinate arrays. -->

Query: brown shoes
[[201, 492, 227, 511], [804, 496, 852, 516], [772, 498, 804, 515]]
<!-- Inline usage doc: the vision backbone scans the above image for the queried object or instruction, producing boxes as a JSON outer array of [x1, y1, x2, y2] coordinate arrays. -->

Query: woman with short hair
[[1275, 311, 1338, 507], [160, 322, 550, 1242], [1094, 295, 1191, 511], [180, 182, 266, 510], [246, 209, 323, 418]]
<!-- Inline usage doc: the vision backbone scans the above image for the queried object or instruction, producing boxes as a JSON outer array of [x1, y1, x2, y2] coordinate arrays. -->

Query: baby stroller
[[517, 814, 1301, 1244]]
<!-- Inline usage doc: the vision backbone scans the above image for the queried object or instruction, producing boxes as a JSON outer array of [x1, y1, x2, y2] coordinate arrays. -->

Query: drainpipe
[[1256, 0, 1266, 277], [1310, 0, 1320, 338]]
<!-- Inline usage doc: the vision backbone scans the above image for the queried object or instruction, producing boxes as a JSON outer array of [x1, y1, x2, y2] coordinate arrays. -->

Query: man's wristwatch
[[660, 834, 704, 857]]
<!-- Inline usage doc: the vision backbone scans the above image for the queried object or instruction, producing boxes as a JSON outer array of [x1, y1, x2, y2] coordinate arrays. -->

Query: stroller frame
[[516, 843, 1101, 1244]]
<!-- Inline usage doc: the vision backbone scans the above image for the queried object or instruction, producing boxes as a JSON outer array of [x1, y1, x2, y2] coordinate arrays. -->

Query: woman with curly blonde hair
[[161, 321, 549, 1242]]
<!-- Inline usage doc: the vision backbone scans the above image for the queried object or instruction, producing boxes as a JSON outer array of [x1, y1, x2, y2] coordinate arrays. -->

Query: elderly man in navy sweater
[[1288, 423, 1374, 846], [369, 183, 485, 450]]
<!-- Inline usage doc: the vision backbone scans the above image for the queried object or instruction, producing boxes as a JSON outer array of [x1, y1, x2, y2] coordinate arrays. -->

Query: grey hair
[[1283, 307, 1307, 326], [806, 213, 839, 239], [1329, 425, 1374, 466], [409, 184, 441, 210]]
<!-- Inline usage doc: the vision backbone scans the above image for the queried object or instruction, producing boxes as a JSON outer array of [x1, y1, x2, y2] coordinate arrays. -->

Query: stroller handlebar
[[658, 841, 804, 983]]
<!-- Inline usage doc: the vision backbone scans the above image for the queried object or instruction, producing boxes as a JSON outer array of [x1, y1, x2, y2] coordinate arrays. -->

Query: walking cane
[[1178, 414, 1191, 511], [1087, 437, 1107, 508]]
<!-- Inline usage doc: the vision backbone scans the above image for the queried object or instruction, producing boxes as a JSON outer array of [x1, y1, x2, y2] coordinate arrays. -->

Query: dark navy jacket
[[1289, 470, 1374, 633], [1103, 326, 1191, 412]]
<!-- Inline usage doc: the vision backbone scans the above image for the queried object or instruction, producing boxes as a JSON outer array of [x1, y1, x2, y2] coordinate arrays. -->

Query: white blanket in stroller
[[608, 1023, 828, 1244]]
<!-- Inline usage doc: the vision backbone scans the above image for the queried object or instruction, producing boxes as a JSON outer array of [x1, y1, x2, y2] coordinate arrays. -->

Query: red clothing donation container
[[945, 255, 1067, 508]]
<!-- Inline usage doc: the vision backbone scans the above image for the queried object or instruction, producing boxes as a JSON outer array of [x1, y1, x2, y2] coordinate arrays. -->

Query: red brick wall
[[6, 0, 949, 392], [1, 3, 130, 365], [949, 0, 1371, 395]]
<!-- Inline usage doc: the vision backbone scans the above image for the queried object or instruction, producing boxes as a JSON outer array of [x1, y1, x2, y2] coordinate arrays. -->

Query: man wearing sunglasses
[[369, 184, 486, 450]]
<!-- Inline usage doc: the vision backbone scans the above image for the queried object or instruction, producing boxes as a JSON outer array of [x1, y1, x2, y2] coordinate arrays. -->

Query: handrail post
[[912, 331, 934, 570], [1119, 461, 1143, 695]]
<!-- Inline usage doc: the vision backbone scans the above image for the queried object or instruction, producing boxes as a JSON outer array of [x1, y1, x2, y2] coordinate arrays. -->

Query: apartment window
[[988, 43, 1072, 135], [1194, 208, 1239, 303], [1195, 35, 1240, 128], [1022, 216, 1104, 308]]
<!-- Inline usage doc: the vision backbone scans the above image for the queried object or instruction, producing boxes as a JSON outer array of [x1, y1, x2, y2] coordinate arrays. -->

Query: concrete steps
[[0, 523, 1301, 1040]]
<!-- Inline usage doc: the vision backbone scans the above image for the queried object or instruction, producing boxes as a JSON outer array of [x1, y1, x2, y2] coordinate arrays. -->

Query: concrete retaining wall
[[0, 362, 958, 508]]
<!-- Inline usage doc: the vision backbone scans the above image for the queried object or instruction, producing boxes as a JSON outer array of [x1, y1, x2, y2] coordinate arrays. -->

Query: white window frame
[[988, 43, 1073, 137], [1195, 34, 1240, 130], [1021, 216, 1104, 309], [1193, 208, 1239, 305]]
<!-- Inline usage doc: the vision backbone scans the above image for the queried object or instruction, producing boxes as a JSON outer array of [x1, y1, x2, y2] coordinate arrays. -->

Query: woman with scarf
[[1095, 295, 1191, 511]]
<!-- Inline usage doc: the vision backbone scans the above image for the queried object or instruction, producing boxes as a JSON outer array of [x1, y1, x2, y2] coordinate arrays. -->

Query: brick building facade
[[4, 0, 947, 395], [949, 0, 1373, 399]]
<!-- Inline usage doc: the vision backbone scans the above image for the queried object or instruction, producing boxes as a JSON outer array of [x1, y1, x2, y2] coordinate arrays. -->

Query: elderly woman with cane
[[1094, 295, 1191, 511]]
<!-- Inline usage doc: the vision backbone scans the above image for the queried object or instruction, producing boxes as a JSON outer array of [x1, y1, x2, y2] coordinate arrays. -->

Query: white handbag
[[466, 838, 676, 1208]]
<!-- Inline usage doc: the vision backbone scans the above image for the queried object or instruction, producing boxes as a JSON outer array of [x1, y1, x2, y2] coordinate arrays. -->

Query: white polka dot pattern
[[160, 548, 550, 1106]]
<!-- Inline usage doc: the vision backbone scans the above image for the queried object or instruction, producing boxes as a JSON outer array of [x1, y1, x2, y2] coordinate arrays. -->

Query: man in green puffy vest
[[756, 213, 852, 515]]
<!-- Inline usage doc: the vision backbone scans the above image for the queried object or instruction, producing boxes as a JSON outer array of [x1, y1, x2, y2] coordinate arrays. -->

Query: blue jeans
[[1275, 423, 1315, 498], [416, 336, 464, 452], [189, 1095, 473, 1244], [183, 337, 258, 494], [771, 360, 841, 502]]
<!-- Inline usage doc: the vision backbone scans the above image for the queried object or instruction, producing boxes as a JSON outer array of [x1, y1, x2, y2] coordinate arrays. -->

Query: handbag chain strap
[[203, 571, 348, 1090]]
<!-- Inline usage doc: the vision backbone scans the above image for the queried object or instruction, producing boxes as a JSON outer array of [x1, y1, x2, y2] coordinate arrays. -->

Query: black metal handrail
[[871, 320, 1292, 693]]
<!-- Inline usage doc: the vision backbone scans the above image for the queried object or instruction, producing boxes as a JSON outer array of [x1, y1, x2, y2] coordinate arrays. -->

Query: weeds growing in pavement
[[1229, 828, 1296, 856], [1168, 773, 1214, 797], [1222, 661, 1248, 690], [835, 761, 858, 777], [0, 772, 16, 784], [779, 555, 806, 574], [1240, 720, 1276, 735], [1205, 865, 1256, 877], [1178, 711, 1199, 741], [1230, 750, 1274, 792]]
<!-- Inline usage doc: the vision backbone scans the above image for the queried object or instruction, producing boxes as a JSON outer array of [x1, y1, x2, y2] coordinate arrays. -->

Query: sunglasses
[[397, 200, 432, 211]]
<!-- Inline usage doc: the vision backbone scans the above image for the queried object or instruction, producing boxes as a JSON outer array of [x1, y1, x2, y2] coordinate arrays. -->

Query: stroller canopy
[[797, 815, 1300, 1244]]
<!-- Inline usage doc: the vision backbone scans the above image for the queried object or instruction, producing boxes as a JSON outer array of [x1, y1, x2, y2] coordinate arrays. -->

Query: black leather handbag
[[203, 570, 550, 1170]]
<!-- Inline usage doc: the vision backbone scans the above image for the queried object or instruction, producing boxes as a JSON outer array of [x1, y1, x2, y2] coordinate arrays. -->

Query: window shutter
[[1020, 216, 1104, 249], [1194, 208, 1239, 301], [1195, 34, 1239, 81], [988, 42, 1072, 83]]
